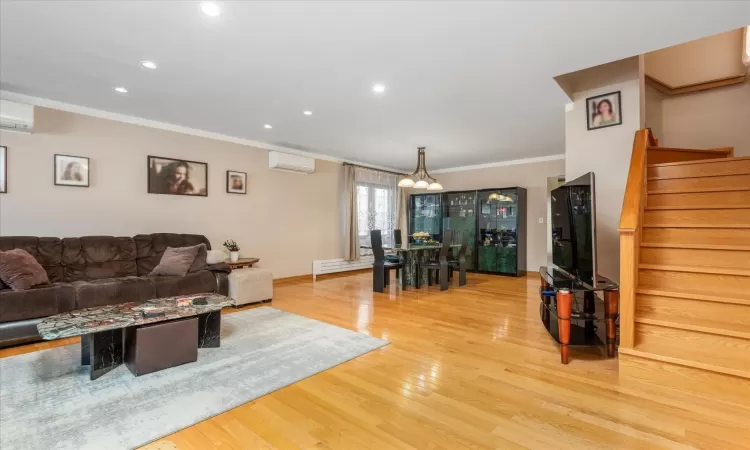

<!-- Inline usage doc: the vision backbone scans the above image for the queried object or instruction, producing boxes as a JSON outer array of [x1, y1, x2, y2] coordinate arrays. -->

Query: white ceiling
[[1, 1, 748, 171]]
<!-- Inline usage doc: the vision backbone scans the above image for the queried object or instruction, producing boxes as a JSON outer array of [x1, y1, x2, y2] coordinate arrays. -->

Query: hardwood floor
[[2, 272, 748, 449]]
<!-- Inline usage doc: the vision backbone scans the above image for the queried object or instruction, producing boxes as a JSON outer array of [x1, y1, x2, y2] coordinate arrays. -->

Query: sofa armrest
[[206, 263, 231, 274], [214, 272, 230, 296]]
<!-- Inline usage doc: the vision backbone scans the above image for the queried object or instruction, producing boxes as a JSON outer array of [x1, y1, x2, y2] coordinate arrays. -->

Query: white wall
[[433, 158, 566, 273], [563, 62, 642, 281], [659, 78, 750, 157], [0, 107, 344, 278]]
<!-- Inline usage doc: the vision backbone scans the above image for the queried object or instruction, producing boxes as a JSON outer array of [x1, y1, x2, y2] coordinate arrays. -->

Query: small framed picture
[[586, 91, 622, 130], [226, 170, 247, 194], [148, 156, 208, 196], [0, 146, 6, 193], [55, 154, 90, 187]]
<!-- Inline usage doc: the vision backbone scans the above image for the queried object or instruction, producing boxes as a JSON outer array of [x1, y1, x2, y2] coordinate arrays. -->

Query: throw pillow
[[0, 249, 50, 291], [188, 244, 208, 273], [206, 249, 225, 265], [149, 245, 201, 277]]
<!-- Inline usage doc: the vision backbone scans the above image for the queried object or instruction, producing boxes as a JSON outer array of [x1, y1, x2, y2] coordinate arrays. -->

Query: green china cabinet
[[442, 191, 477, 270], [476, 188, 527, 276], [408, 187, 527, 277], [409, 193, 442, 241]]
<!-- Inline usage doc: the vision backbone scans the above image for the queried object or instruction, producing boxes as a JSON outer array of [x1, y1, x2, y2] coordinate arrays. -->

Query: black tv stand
[[538, 266, 619, 364]]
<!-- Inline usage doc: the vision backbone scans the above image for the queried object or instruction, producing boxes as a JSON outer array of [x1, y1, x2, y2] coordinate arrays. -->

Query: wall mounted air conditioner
[[268, 151, 315, 174], [0, 99, 35, 133]]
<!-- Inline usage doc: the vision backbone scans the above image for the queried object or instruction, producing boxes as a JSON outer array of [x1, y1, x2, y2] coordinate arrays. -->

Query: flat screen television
[[550, 172, 597, 287]]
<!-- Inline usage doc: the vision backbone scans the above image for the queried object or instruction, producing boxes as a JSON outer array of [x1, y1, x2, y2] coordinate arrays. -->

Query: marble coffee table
[[38, 294, 232, 380]]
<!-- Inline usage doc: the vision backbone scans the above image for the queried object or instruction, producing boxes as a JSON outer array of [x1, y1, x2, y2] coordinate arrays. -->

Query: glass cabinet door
[[442, 191, 476, 270], [477, 189, 519, 274], [409, 194, 442, 241]]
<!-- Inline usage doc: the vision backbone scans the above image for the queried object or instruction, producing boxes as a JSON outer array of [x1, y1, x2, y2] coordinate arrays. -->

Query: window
[[354, 167, 400, 250]]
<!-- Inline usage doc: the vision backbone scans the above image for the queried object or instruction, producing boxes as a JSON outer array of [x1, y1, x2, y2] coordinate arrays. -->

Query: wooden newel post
[[604, 289, 619, 357], [557, 289, 573, 364]]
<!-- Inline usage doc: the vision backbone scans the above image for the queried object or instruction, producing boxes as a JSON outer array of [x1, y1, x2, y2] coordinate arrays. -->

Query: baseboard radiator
[[312, 256, 374, 279]]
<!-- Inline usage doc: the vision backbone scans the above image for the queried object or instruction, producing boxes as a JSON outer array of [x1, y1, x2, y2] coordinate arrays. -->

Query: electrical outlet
[[538, 217, 544, 224]]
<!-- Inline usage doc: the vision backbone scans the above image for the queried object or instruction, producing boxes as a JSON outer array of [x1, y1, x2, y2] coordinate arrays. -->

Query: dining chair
[[394, 229, 403, 246], [371, 229, 403, 293], [448, 230, 468, 286], [417, 229, 452, 291], [387, 229, 404, 279]]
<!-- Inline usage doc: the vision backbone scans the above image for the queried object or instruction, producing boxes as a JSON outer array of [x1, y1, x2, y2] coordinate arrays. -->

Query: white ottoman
[[228, 268, 273, 307]]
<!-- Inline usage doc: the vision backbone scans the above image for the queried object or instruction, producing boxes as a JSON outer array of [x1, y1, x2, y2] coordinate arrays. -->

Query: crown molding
[[1, 90, 565, 175], [0, 90, 405, 173], [431, 154, 565, 174]]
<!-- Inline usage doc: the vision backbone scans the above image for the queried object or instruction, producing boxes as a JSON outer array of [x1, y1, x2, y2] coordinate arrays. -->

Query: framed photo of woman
[[586, 91, 622, 130], [147, 155, 208, 196], [0, 146, 7, 193], [54, 154, 90, 187], [226, 170, 247, 194]]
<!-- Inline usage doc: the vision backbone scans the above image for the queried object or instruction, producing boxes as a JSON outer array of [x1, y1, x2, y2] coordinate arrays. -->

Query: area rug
[[0, 307, 388, 450]]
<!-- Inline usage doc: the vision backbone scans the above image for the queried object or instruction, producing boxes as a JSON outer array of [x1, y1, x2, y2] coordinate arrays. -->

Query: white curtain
[[355, 167, 400, 249], [343, 165, 360, 261]]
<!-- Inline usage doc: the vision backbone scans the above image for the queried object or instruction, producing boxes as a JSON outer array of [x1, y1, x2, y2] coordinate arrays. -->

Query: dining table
[[362, 243, 461, 289]]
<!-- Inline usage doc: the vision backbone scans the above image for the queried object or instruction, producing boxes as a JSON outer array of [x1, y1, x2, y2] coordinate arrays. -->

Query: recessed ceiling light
[[200, 2, 221, 17], [264, 124, 273, 129], [114, 87, 128, 93], [372, 83, 386, 94], [141, 61, 157, 69], [303, 110, 313, 116]]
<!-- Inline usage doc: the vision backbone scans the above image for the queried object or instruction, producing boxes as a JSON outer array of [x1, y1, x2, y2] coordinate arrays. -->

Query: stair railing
[[618, 129, 654, 349]]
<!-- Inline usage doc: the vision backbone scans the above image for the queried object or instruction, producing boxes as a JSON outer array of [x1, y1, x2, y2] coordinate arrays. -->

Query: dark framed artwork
[[586, 91, 622, 130], [54, 154, 90, 187], [0, 146, 6, 193], [226, 170, 247, 194], [148, 156, 208, 196]]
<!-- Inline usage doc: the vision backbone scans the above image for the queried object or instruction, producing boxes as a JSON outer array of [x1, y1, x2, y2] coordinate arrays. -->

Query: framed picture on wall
[[54, 154, 90, 187], [0, 146, 7, 193], [586, 91, 622, 130], [226, 170, 247, 194], [147, 155, 208, 196]]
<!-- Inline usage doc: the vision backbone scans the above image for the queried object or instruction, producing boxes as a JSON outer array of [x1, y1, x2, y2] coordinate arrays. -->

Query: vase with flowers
[[223, 239, 240, 263]]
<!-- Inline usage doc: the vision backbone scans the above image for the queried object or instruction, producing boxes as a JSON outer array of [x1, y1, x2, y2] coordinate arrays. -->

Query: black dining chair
[[448, 231, 468, 286], [385, 229, 404, 279], [371, 229, 403, 293], [417, 229, 453, 291]]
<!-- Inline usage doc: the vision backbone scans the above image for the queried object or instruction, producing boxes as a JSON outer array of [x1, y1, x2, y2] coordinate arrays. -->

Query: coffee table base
[[80, 311, 221, 380], [81, 329, 124, 381]]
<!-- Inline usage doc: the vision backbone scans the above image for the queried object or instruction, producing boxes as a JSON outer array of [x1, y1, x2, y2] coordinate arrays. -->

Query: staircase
[[618, 131, 750, 427], [633, 155, 750, 378]]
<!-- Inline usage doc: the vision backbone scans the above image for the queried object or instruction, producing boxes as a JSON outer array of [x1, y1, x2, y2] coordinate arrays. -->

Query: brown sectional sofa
[[0, 233, 230, 347]]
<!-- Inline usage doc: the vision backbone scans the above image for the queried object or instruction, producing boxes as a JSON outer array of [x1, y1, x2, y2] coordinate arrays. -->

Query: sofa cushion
[[0, 282, 75, 322], [73, 277, 156, 310], [0, 249, 50, 291], [189, 244, 208, 273], [134, 234, 211, 276], [149, 245, 201, 277], [0, 237, 63, 282], [62, 236, 137, 282], [148, 270, 216, 298]]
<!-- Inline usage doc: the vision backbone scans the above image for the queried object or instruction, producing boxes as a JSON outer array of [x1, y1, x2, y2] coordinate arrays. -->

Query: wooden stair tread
[[641, 243, 750, 251], [634, 316, 750, 340], [647, 155, 750, 168], [639, 264, 750, 277], [635, 288, 750, 306], [618, 347, 750, 380], [644, 223, 750, 229], [646, 205, 750, 211], [648, 187, 750, 194]]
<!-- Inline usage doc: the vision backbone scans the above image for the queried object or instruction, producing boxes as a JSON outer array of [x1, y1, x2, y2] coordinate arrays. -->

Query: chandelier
[[398, 147, 443, 190]]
